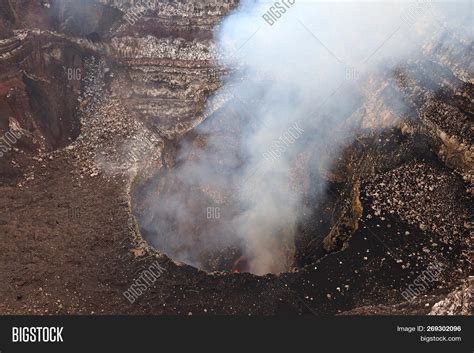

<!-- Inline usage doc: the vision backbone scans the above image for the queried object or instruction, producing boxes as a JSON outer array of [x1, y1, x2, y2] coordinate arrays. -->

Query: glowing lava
[[231, 256, 250, 273]]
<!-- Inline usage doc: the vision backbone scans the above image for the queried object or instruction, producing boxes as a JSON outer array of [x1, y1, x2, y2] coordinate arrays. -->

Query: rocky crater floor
[[0, 0, 472, 315]]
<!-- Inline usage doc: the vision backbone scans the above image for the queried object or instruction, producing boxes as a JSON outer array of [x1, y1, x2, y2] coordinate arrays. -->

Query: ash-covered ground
[[0, 0, 472, 315]]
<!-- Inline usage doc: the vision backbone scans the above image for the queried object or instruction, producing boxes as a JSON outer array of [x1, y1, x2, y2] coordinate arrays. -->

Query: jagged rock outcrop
[[430, 277, 473, 315]]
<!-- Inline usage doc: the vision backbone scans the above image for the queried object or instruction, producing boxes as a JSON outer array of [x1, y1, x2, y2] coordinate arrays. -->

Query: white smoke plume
[[141, 0, 472, 275]]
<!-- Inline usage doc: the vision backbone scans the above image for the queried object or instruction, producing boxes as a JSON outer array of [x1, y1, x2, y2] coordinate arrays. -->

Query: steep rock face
[[294, 26, 473, 259], [69, 0, 238, 179], [0, 29, 85, 183], [101, 0, 237, 38]]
